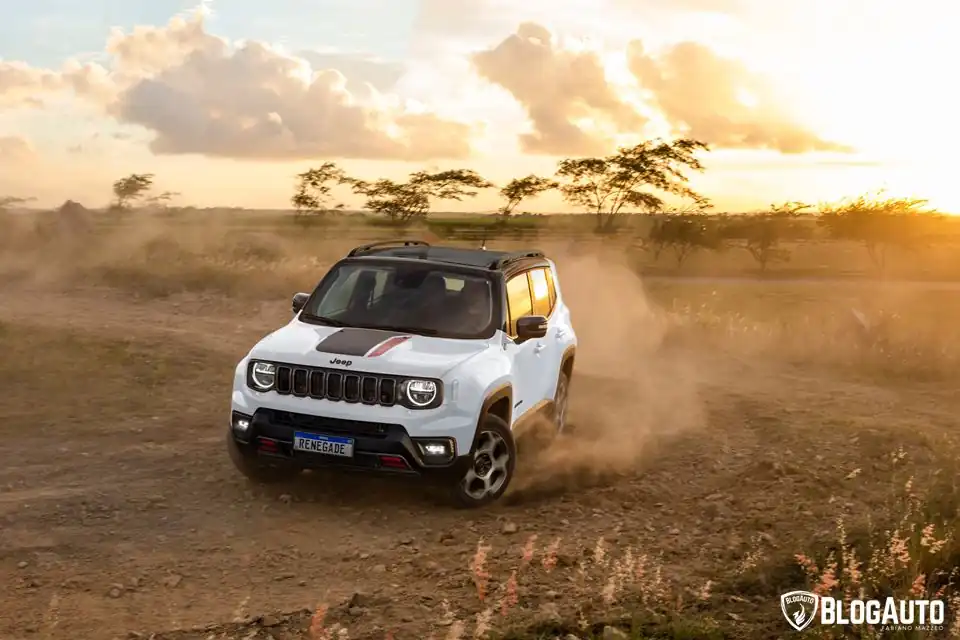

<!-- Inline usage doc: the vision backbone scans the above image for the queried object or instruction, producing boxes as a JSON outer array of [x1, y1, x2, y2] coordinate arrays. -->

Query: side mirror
[[292, 292, 310, 314], [516, 315, 548, 342]]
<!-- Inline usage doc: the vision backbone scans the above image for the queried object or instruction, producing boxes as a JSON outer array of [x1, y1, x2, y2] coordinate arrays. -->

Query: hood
[[250, 322, 490, 377]]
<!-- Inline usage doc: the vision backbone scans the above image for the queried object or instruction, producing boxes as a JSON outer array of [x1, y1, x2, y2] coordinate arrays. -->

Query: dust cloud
[[0, 217, 711, 503], [507, 246, 708, 499]]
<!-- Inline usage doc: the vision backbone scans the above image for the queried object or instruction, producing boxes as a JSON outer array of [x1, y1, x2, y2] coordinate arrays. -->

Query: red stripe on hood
[[364, 335, 412, 358]]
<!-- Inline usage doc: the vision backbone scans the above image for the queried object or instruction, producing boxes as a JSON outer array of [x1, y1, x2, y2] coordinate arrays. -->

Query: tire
[[226, 431, 301, 484], [450, 414, 516, 508], [552, 368, 571, 435]]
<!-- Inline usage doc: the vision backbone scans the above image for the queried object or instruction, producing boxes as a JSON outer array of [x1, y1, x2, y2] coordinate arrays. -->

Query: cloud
[[0, 62, 61, 107], [1, 6, 848, 164], [627, 40, 850, 153], [104, 13, 219, 77], [2, 12, 474, 162], [105, 14, 474, 161], [295, 51, 406, 95], [0, 135, 36, 161], [111, 41, 471, 160], [472, 22, 645, 155], [0, 57, 114, 109]]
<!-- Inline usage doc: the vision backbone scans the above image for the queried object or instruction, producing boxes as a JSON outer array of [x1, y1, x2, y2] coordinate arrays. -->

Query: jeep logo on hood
[[329, 357, 352, 366]]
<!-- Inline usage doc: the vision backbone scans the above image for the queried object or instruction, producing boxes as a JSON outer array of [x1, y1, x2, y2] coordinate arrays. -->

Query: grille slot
[[379, 379, 397, 406], [360, 377, 378, 404], [269, 364, 401, 407], [276, 366, 292, 394], [326, 373, 343, 400], [344, 375, 361, 403], [292, 368, 309, 396], [309, 370, 325, 398]]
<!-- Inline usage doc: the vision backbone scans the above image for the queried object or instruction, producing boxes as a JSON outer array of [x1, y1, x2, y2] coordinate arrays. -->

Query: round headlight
[[404, 379, 437, 407], [250, 362, 276, 390]]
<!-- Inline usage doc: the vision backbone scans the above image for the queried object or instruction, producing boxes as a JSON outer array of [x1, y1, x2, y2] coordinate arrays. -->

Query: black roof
[[345, 240, 546, 272]]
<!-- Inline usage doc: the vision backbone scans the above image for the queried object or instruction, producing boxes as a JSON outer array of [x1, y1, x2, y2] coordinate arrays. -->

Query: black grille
[[260, 409, 393, 439], [274, 365, 397, 406]]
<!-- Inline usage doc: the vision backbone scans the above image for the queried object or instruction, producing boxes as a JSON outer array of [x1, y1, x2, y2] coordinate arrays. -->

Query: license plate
[[293, 432, 354, 458]]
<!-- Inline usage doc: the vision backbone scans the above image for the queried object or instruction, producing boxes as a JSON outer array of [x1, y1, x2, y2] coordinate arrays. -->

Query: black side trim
[[477, 385, 513, 437], [314, 328, 407, 357], [466, 386, 515, 455]]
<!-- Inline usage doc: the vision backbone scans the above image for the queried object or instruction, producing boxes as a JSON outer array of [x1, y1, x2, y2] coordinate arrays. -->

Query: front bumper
[[229, 408, 471, 483]]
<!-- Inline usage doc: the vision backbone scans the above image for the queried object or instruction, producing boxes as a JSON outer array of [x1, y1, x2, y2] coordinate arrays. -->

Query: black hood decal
[[314, 328, 408, 357]]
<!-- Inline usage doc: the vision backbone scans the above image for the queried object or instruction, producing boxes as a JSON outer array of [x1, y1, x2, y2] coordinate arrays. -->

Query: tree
[[556, 138, 710, 233], [640, 201, 712, 260], [350, 169, 493, 223], [144, 191, 181, 209], [497, 175, 558, 216], [735, 201, 812, 271], [292, 163, 350, 216], [0, 196, 35, 211], [647, 208, 723, 267], [818, 191, 935, 270], [112, 173, 154, 209]]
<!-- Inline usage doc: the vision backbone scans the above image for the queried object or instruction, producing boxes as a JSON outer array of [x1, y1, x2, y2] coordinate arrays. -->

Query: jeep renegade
[[227, 240, 578, 507]]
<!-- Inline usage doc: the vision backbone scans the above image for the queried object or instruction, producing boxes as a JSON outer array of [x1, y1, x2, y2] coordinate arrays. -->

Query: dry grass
[[4, 212, 958, 382], [648, 282, 960, 382], [302, 479, 960, 639]]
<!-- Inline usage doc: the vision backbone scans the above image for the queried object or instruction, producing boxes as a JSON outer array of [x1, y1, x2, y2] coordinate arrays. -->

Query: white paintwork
[[230, 258, 578, 459]]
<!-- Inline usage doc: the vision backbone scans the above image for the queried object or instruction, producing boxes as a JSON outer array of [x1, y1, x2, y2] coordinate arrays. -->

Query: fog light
[[232, 412, 252, 433], [415, 438, 455, 463]]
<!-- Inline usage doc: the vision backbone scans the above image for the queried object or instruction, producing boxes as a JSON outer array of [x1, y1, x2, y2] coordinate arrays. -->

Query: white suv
[[226, 240, 578, 507]]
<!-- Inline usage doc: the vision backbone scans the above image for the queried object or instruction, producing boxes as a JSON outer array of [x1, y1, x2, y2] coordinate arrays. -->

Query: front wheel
[[226, 431, 301, 484], [450, 414, 516, 508]]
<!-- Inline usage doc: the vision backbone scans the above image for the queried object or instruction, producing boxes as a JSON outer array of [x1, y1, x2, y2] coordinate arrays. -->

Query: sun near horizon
[[2, 0, 959, 214]]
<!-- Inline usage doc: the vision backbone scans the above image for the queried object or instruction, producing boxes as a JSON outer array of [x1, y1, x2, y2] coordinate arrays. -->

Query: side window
[[505, 273, 534, 337], [544, 267, 557, 308], [528, 268, 552, 317]]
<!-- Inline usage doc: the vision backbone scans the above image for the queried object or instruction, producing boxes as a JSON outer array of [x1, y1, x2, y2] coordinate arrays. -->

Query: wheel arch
[[481, 383, 513, 429], [560, 346, 576, 379]]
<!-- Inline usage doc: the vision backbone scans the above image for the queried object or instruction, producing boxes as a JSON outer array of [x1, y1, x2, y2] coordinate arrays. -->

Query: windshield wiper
[[300, 313, 349, 327]]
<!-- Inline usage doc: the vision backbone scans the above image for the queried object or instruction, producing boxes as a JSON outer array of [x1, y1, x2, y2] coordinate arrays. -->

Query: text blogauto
[[787, 595, 947, 630]]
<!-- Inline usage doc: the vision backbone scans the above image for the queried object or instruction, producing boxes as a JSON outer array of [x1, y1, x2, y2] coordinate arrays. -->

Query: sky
[[1, 0, 958, 213]]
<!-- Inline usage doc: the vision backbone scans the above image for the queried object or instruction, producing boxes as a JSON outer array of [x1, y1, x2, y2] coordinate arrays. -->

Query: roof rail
[[347, 240, 430, 257], [489, 250, 545, 270]]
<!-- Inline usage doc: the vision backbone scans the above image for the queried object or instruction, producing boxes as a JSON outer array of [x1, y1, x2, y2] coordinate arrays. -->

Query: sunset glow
[[1, 0, 958, 212]]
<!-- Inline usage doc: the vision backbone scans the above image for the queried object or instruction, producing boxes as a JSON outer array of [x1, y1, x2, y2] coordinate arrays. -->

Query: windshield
[[300, 261, 499, 339]]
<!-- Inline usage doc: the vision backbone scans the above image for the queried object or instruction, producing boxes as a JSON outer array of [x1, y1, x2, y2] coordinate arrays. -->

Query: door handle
[[534, 343, 546, 354]]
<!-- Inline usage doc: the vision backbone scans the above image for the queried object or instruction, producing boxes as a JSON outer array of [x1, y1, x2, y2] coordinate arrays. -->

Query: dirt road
[[2, 286, 957, 640]]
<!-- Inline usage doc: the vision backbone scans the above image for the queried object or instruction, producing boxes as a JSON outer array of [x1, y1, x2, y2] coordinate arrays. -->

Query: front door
[[504, 271, 547, 421]]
